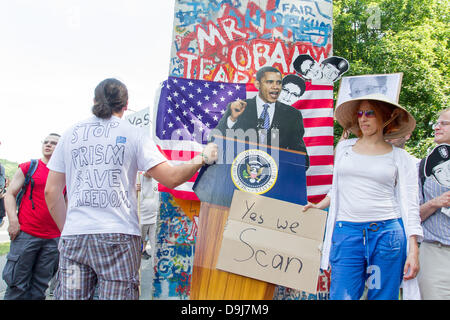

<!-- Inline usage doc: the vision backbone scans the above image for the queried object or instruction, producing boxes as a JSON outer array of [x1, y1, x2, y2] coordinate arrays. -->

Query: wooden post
[[190, 202, 275, 300]]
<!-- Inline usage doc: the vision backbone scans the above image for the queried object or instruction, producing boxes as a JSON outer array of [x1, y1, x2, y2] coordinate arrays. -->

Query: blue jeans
[[329, 218, 406, 300]]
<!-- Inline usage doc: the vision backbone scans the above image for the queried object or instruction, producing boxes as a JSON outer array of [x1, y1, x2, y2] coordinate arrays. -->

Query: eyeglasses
[[42, 140, 58, 146], [357, 110, 376, 118], [301, 60, 318, 76], [432, 120, 450, 130], [281, 88, 302, 99]]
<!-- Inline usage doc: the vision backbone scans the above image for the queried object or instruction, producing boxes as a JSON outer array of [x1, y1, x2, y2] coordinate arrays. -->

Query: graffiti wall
[[153, 0, 335, 300], [170, 0, 333, 81], [273, 269, 331, 300], [153, 193, 200, 299]]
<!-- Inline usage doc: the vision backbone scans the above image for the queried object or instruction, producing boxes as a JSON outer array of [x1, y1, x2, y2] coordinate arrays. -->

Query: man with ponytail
[[44, 78, 218, 300]]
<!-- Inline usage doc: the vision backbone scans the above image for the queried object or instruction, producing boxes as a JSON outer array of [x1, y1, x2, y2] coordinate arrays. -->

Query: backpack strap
[[418, 157, 426, 200], [27, 159, 39, 210], [16, 159, 39, 212]]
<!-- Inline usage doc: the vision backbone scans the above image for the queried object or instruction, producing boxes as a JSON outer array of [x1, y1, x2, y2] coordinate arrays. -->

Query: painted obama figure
[[214, 67, 308, 159]]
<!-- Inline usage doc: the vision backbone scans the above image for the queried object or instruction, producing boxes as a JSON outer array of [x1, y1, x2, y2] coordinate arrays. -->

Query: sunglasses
[[357, 110, 376, 118], [42, 140, 58, 146]]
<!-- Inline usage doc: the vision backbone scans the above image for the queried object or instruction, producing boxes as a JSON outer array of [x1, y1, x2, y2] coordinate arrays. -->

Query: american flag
[[154, 76, 333, 203], [293, 83, 334, 204]]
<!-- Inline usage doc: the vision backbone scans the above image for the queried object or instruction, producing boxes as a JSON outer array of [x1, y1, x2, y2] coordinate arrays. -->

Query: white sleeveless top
[[335, 148, 401, 222]]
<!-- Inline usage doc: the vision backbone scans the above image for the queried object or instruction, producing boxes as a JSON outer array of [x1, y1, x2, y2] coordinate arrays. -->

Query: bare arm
[[420, 190, 450, 221], [4, 168, 25, 240], [302, 195, 330, 212], [147, 143, 218, 189], [403, 235, 420, 280], [44, 171, 67, 232]]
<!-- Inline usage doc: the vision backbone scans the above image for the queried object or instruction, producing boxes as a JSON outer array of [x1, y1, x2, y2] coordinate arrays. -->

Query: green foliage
[[0, 159, 19, 179], [0, 242, 10, 256], [405, 137, 436, 159], [332, 0, 450, 150]]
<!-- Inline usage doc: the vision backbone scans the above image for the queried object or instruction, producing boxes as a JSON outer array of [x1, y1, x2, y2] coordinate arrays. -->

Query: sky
[[0, 0, 175, 163]]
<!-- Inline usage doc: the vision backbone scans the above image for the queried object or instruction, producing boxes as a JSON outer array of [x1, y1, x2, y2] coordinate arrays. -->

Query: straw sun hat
[[335, 93, 416, 139]]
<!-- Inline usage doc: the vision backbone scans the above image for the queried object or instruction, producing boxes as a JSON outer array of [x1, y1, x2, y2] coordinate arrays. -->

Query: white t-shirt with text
[[48, 115, 167, 236]]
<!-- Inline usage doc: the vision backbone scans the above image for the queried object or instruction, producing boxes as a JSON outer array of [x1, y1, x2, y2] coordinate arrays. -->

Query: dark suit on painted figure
[[215, 96, 308, 154]]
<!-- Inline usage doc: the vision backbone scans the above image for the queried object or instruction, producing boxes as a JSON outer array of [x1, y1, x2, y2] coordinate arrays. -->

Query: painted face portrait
[[300, 59, 322, 80], [432, 160, 450, 187], [349, 76, 388, 98], [255, 71, 282, 104], [319, 57, 349, 83], [279, 75, 306, 106], [279, 83, 302, 105], [425, 144, 450, 187], [321, 63, 340, 83]]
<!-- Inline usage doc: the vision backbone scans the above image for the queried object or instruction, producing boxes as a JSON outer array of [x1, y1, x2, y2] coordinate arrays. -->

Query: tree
[[332, 0, 449, 158]]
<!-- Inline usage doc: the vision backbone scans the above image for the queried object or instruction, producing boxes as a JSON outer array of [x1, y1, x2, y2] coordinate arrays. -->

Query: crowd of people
[[0, 72, 448, 300]]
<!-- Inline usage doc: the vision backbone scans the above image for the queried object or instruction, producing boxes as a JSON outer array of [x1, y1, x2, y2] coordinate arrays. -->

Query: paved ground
[[0, 217, 155, 300], [0, 216, 9, 243]]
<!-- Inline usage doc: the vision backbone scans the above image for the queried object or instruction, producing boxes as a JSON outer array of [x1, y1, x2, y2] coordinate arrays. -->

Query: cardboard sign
[[125, 107, 151, 135], [216, 190, 327, 294]]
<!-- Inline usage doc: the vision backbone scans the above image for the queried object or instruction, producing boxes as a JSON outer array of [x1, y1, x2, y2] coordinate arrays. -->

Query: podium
[[191, 136, 308, 299]]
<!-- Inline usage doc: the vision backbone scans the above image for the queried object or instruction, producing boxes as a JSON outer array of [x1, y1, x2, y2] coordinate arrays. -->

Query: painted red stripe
[[293, 99, 333, 109], [309, 155, 334, 166], [305, 83, 334, 91], [307, 194, 327, 204], [303, 117, 334, 127], [161, 149, 200, 161], [246, 83, 258, 92], [188, 173, 198, 182], [307, 175, 333, 186], [303, 136, 334, 147]]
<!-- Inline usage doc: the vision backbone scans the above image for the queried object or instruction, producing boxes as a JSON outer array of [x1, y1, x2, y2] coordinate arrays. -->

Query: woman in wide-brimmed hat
[[304, 93, 423, 300]]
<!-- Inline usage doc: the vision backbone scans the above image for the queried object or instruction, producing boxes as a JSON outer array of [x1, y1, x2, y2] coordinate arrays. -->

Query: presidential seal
[[231, 149, 278, 194]]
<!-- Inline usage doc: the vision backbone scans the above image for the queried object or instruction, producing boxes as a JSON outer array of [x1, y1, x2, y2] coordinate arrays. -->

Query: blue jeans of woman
[[329, 218, 406, 300]]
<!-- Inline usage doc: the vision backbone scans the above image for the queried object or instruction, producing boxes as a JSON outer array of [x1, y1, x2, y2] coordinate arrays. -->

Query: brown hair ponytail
[[92, 78, 128, 119]]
